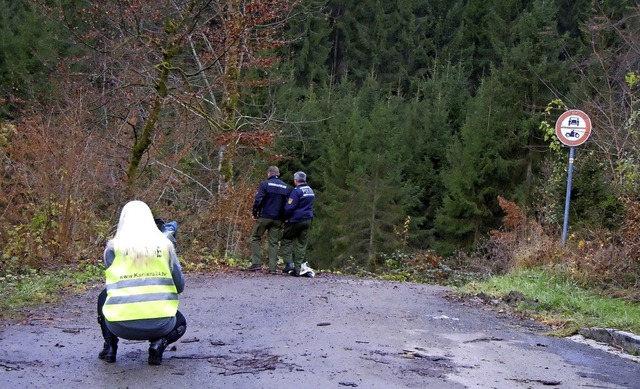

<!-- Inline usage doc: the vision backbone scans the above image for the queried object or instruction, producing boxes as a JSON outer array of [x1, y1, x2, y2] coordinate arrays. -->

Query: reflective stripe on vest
[[103, 247, 178, 321]]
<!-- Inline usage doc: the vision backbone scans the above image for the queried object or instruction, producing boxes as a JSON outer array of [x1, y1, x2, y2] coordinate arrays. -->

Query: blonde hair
[[109, 200, 175, 267]]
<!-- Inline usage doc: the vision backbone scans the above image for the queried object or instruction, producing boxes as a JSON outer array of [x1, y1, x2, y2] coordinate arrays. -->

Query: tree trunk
[[125, 47, 174, 198]]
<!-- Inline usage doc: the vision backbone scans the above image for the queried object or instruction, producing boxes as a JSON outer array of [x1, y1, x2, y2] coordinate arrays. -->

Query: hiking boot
[[289, 270, 300, 277], [148, 338, 168, 365], [247, 264, 262, 271], [282, 263, 295, 274]]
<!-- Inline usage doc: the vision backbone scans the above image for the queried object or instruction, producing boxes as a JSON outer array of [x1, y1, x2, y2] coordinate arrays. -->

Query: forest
[[1, 0, 639, 290]]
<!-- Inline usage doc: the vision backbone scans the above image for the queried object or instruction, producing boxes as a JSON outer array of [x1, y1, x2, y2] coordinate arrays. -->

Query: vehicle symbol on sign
[[555, 110, 591, 147]]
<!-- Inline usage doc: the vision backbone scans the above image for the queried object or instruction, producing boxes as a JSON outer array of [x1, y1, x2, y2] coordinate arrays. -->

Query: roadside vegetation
[[443, 196, 640, 337], [461, 269, 640, 336], [0, 264, 102, 321]]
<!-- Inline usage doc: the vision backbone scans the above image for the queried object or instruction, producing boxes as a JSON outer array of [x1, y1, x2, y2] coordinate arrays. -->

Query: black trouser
[[97, 288, 186, 344]]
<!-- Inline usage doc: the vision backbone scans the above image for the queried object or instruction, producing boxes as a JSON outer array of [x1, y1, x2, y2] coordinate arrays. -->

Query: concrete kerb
[[579, 328, 640, 356]]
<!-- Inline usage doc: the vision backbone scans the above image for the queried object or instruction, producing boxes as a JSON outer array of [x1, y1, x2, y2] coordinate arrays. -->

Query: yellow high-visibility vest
[[103, 246, 178, 321]]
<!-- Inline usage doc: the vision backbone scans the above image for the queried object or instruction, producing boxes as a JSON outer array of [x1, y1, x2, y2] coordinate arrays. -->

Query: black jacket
[[284, 183, 315, 223], [252, 176, 290, 219]]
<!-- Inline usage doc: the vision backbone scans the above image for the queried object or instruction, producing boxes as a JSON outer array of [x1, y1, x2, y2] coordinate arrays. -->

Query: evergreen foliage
[[273, 0, 639, 265], [0, 0, 76, 118], [2, 0, 640, 276], [300, 80, 421, 270], [435, 77, 519, 252], [281, 0, 333, 86], [400, 61, 469, 248]]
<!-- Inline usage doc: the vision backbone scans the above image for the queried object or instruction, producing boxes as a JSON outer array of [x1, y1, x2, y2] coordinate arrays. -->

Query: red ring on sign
[[555, 109, 592, 147]]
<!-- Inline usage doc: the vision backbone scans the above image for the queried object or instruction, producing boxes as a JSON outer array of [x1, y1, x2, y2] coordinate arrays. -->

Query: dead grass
[[467, 195, 640, 301]]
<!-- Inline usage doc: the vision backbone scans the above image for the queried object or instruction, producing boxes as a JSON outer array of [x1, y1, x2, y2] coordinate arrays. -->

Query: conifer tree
[[281, 0, 333, 86], [310, 80, 419, 270], [400, 61, 469, 248], [435, 76, 522, 252], [434, 0, 570, 252], [0, 0, 77, 119]]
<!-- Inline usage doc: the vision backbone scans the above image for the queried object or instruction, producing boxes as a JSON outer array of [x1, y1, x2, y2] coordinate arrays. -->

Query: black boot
[[148, 338, 168, 365], [98, 316, 118, 363], [98, 340, 118, 363], [282, 263, 295, 274], [165, 324, 187, 344], [148, 323, 186, 365]]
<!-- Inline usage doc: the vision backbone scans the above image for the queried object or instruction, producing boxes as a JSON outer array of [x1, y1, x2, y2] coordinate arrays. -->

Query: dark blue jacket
[[284, 183, 315, 223], [253, 176, 290, 219]]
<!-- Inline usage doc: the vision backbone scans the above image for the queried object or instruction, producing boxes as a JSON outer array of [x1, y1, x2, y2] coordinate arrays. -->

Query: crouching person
[[97, 200, 187, 365]]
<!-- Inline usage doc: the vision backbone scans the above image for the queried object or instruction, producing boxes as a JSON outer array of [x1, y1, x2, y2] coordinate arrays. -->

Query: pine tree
[[400, 60, 469, 248], [326, 0, 469, 95], [435, 76, 522, 252], [434, 0, 571, 252], [281, 0, 333, 86], [309, 79, 419, 270], [0, 0, 77, 118]]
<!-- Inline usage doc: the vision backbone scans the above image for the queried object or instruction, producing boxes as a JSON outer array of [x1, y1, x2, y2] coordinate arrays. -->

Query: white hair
[[294, 171, 307, 182], [108, 200, 175, 267]]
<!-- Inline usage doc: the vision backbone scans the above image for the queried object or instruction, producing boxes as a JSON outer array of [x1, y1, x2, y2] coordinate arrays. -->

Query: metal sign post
[[555, 109, 592, 247], [561, 147, 575, 246]]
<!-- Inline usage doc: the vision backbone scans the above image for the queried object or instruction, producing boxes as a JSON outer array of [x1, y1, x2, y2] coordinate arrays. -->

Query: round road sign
[[555, 109, 592, 146]]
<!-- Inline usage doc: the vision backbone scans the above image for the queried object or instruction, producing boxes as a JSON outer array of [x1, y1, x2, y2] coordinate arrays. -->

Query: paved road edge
[[579, 327, 640, 356]]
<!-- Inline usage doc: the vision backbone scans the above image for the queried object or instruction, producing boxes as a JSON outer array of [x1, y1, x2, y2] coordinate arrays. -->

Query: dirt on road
[[1, 271, 638, 388]]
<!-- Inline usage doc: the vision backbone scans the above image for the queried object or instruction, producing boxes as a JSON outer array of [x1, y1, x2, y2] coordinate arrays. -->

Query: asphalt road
[[1, 272, 638, 388]]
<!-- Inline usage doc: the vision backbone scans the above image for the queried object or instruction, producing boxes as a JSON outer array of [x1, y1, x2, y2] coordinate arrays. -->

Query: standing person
[[280, 171, 315, 276], [248, 166, 291, 273], [97, 200, 187, 366]]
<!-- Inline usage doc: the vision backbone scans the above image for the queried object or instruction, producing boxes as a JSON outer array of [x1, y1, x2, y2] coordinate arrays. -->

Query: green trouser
[[251, 218, 283, 271], [279, 219, 312, 272]]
